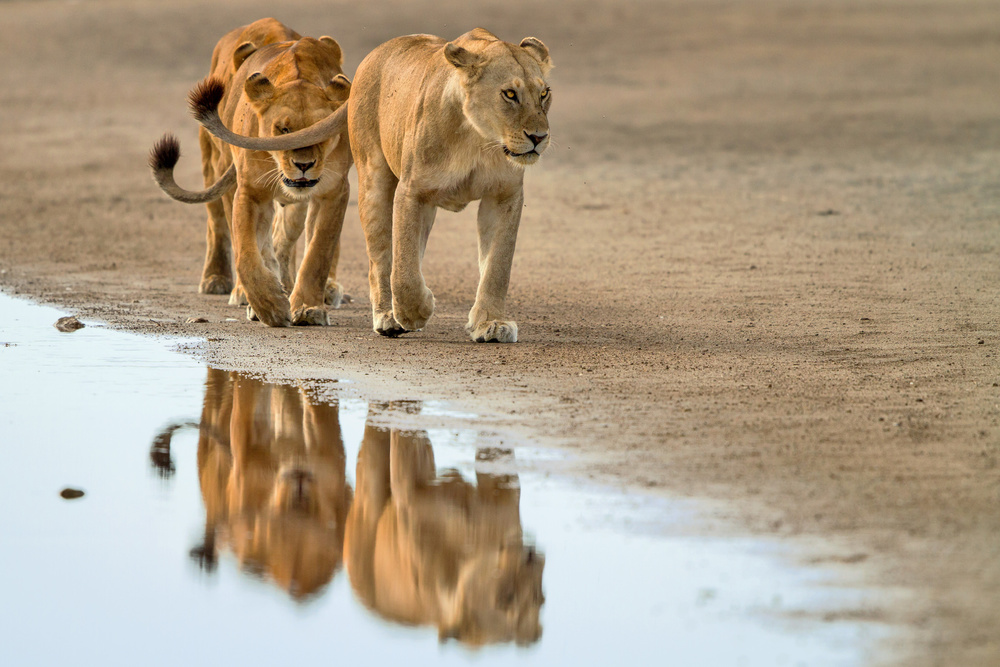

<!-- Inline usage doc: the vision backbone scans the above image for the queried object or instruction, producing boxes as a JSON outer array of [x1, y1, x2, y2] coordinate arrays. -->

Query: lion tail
[[148, 133, 236, 204]]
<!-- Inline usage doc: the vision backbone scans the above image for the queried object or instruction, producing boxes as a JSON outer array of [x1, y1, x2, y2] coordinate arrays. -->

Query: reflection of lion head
[[345, 416, 545, 645], [194, 368, 352, 601]]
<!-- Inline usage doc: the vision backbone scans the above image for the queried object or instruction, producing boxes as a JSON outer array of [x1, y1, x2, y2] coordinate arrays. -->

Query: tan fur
[[344, 413, 545, 645], [348, 29, 552, 341], [192, 18, 352, 326], [194, 368, 352, 600]]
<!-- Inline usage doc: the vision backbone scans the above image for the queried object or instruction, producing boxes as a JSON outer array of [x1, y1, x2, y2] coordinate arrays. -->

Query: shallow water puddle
[[0, 293, 887, 665]]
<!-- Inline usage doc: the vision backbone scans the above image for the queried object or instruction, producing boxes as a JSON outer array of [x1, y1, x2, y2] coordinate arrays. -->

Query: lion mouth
[[282, 177, 320, 189], [502, 146, 537, 158]]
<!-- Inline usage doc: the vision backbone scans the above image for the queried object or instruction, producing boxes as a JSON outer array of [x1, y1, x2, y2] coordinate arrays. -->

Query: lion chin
[[503, 149, 541, 168]]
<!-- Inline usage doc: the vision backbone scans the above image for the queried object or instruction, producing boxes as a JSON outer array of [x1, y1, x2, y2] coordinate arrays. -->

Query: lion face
[[445, 31, 553, 168], [245, 73, 351, 200], [445, 542, 546, 646]]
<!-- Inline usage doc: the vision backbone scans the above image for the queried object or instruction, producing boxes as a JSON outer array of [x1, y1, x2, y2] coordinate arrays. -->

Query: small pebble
[[60, 488, 85, 500], [186, 317, 208, 324], [54, 316, 85, 332]]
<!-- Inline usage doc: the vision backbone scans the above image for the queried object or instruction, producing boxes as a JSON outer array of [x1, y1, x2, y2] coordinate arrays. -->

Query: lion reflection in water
[[153, 368, 352, 601], [345, 406, 545, 646], [151, 379, 544, 644]]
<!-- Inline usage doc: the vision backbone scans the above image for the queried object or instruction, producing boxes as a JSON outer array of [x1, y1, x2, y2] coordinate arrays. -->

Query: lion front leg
[[272, 202, 308, 292], [467, 190, 523, 343], [289, 185, 349, 326], [390, 185, 437, 332], [232, 188, 290, 327]]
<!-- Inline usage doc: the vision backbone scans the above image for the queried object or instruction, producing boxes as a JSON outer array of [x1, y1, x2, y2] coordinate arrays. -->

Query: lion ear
[[244, 72, 274, 104], [444, 42, 484, 70], [325, 73, 351, 102], [232, 41, 258, 72], [519, 37, 552, 74], [318, 36, 344, 68]]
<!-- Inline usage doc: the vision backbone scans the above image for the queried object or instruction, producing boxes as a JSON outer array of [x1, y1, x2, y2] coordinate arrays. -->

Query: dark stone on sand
[[54, 316, 85, 332], [60, 488, 85, 500]]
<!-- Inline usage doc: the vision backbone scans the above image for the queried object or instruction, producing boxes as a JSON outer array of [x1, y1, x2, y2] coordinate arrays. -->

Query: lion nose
[[525, 132, 547, 147], [293, 160, 315, 174]]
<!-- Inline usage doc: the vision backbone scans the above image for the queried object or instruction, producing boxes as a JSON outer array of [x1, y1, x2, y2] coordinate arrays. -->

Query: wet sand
[[1, 0, 998, 663]]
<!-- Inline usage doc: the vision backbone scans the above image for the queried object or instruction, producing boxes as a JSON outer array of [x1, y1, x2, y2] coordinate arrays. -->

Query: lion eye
[[540, 88, 550, 100], [502, 89, 518, 103]]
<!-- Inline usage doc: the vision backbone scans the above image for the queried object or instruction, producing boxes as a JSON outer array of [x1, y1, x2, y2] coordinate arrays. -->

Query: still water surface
[[0, 294, 885, 665]]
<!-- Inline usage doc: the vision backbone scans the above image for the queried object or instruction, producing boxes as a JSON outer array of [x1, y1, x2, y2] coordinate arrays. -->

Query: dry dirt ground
[[1, 0, 998, 663]]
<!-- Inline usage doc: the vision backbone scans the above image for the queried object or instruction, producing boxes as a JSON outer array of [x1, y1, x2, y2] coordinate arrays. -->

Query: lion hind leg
[[199, 127, 234, 295], [357, 158, 404, 336]]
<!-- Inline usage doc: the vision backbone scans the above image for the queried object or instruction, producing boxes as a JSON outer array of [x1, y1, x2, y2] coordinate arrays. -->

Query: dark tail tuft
[[149, 133, 181, 171], [188, 77, 226, 122]]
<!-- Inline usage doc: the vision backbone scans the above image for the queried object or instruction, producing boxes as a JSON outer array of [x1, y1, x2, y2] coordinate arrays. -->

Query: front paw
[[392, 287, 435, 331], [199, 274, 233, 295], [292, 305, 330, 326], [324, 279, 344, 309], [246, 290, 291, 327], [373, 310, 406, 337], [468, 319, 518, 343]]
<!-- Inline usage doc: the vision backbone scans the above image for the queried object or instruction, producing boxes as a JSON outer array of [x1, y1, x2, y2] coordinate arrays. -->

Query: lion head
[[441, 541, 545, 646], [240, 36, 351, 199], [443, 28, 553, 167]]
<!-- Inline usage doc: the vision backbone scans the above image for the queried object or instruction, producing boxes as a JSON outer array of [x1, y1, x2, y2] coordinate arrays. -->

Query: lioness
[[151, 368, 353, 600], [344, 411, 545, 645], [151, 18, 352, 326], [193, 28, 553, 341]]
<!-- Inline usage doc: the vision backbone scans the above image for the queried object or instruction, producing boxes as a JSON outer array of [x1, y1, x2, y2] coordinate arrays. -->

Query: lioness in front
[[152, 18, 352, 327], [351, 29, 552, 342]]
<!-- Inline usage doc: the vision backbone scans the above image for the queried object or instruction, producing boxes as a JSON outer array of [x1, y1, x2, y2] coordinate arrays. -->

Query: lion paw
[[373, 310, 406, 337], [229, 285, 248, 306], [292, 305, 330, 326], [392, 287, 435, 332], [324, 279, 345, 309], [199, 274, 233, 295], [245, 295, 291, 328], [468, 320, 518, 343]]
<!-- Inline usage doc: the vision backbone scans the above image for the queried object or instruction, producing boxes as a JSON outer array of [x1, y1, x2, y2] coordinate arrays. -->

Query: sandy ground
[[1, 0, 998, 663]]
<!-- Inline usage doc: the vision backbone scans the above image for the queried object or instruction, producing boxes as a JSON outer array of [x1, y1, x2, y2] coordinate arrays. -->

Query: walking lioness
[[193, 28, 553, 341], [151, 18, 352, 326]]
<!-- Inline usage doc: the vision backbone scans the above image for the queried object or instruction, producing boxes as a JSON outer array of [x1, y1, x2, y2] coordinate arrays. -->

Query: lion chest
[[418, 165, 509, 213]]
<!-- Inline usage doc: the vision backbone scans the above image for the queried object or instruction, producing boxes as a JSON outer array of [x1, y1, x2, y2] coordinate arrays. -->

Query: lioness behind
[[151, 18, 352, 326]]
